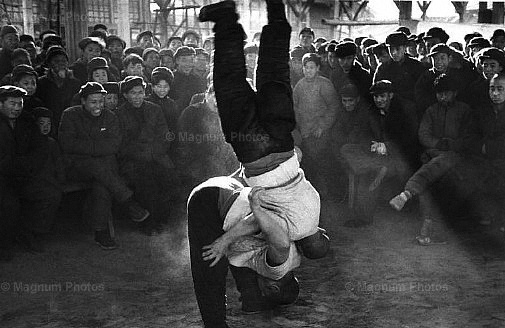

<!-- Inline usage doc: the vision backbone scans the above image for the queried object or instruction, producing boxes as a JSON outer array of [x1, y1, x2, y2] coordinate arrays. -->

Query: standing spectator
[[71, 37, 106, 85], [244, 43, 259, 82], [289, 47, 309, 89], [116, 77, 174, 235], [293, 27, 315, 53], [202, 36, 215, 53], [59, 82, 149, 249], [330, 41, 372, 102], [122, 53, 144, 79], [159, 48, 175, 70], [423, 27, 450, 53], [146, 67, 178, 140], [374, 32, 426, 105], [19, 34, 37, 64], [491, 29, 505, 50], [137, 31, 155, 50], [36, 46, 81, 131], [182, 29, 201, 48], [293, 53, 340, 198], [142, 48, 160, 83], [93, 24, 109, 36], [193, 48, 211, 80], [166, 36, 183, 53], [0, 25, 20, 81], [169, 46, 206, 116], [12, 64, 44, 116], [106, 35, 126, 73]]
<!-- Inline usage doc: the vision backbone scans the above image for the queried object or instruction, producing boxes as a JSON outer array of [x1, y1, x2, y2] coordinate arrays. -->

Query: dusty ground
[[1, 192, 505, 328]]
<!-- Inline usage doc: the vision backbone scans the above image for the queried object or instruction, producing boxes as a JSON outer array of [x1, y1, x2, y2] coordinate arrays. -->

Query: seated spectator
[[145, 67, 178, 139], [17, 107, 63, 253], [70, 37, 106, 85], [293, 53, 340, 198], [340, 80, 419, 227], [330, 41, 372, 102], [122, 53, 144, 79], [159, 48, 174, 70], [36, 46, 81, 131], [390, 74, 472, 245], [124, 46, 144, 57], [175, 84, 239, 192], [168, 46, 206, 115], [100, 49, 121, 81], [106, 35, 126, 73], [59, 82, 150, 250], [103, 82, 120, 111], [182, 29, 201, 48], [166, 36, 183, 53], [142, 48, 160, 83], [116, 76, 174, 235], [88, 57, 112, 84], [0, 25, 20, 81], [12, 64, 45, 116]]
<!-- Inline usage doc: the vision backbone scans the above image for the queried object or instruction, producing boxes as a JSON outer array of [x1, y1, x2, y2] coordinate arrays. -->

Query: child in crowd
[[11, 64, 45, 115], [146, 67, 178, 136], [103, 82, 120, 111]]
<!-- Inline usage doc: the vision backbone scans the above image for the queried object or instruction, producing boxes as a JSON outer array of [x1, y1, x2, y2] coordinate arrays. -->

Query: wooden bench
[[61, 182, 115, 238]]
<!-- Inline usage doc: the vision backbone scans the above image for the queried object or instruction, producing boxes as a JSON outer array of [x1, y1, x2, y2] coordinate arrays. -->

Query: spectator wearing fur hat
[[374, 31, 427, 105], [289, 46, 309, 88], [102, 82, 120, 111], [142, 48, 160, 83], [59, 82, 150, 249], [0, 48, 32, 86], [169, 46, 206, 113], [293, 53, 340, 198], [116, 76, 174, 235], [193, 48, 210, 80], [11, 64, 45, 117], [70, 37, 106, 85], [35, 46, 81, 131], [137, 30, 155, 50], [146, 67, 178, 136], [360, 38, 378, 71], [330, 41, 372, 102], [0, 25, 20, 80]]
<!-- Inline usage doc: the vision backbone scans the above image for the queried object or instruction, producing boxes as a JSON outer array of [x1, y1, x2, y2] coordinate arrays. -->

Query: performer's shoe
[[198, 0, 237, 23]]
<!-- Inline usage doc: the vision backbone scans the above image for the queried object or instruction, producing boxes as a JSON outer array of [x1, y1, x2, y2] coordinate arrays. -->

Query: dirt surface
[[1, 195, 505, 328]]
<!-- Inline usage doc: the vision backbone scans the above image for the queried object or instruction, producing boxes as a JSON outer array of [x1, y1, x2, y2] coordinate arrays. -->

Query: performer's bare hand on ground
[[202, 235, 231, 267]]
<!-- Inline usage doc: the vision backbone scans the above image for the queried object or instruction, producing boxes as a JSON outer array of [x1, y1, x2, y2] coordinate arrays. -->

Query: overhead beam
[[322, 18, 398, 26]]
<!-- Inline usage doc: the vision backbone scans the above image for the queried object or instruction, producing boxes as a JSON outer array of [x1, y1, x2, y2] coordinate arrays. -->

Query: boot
[[229, 266, 272, 313], [198, 0, 237, 23]]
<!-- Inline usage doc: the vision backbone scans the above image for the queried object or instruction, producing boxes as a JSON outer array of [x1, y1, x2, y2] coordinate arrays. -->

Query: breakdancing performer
[[188, 1, 330, 327]]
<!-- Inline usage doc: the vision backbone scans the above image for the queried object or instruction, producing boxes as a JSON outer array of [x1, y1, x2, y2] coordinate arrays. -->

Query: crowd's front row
[[0, 75, 182, 261]]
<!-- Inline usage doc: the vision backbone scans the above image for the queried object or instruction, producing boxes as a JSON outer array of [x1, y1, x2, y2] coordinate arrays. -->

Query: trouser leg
[[187, 186, 229, 328], [21, 185, 62, 234], [0, 181, 20, 250], [84, 182, 113, 231]]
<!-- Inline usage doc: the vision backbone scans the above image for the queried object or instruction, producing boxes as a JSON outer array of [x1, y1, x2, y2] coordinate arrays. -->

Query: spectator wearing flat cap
[[106, 35, 126, 73], [0, 25, 20, 81], [391, 74, 472, 244], [462, 47, 505, 112], [70, 37, 106, 85], [360, 38, 378, 71], [33, 34, 64, 74], [182, 29, 201, 48], [137, 30, 155, 50], [293, 53, 340, 198], [19, 34, 37, 64], [59, 82, 150, 249], [374, 31, 427, 106], [0, 86, 56, 256], [289, 46, 310, 88], [467, 37, 491, 65], [35, 46, 81, 131], [102, 82, 120, 111], [330, 41, 372, 103], [146, 67, 178, 138], [340, 79, 420, 227], [491, 29, 505, 50], [142, 48, 160, 83], [169, 46, 206, 114], [371, 43, 392, 69], [11, 64, 45, 118], [166, 36, 183, 54], [293, 27, 316, 53], [423, 27, 450, 54], [116, 76, 174, 235], [0, 48, 32, 86], [70, 56, 115, 106], [415, 43, 477, 118], [93, 24, 109, 36]]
